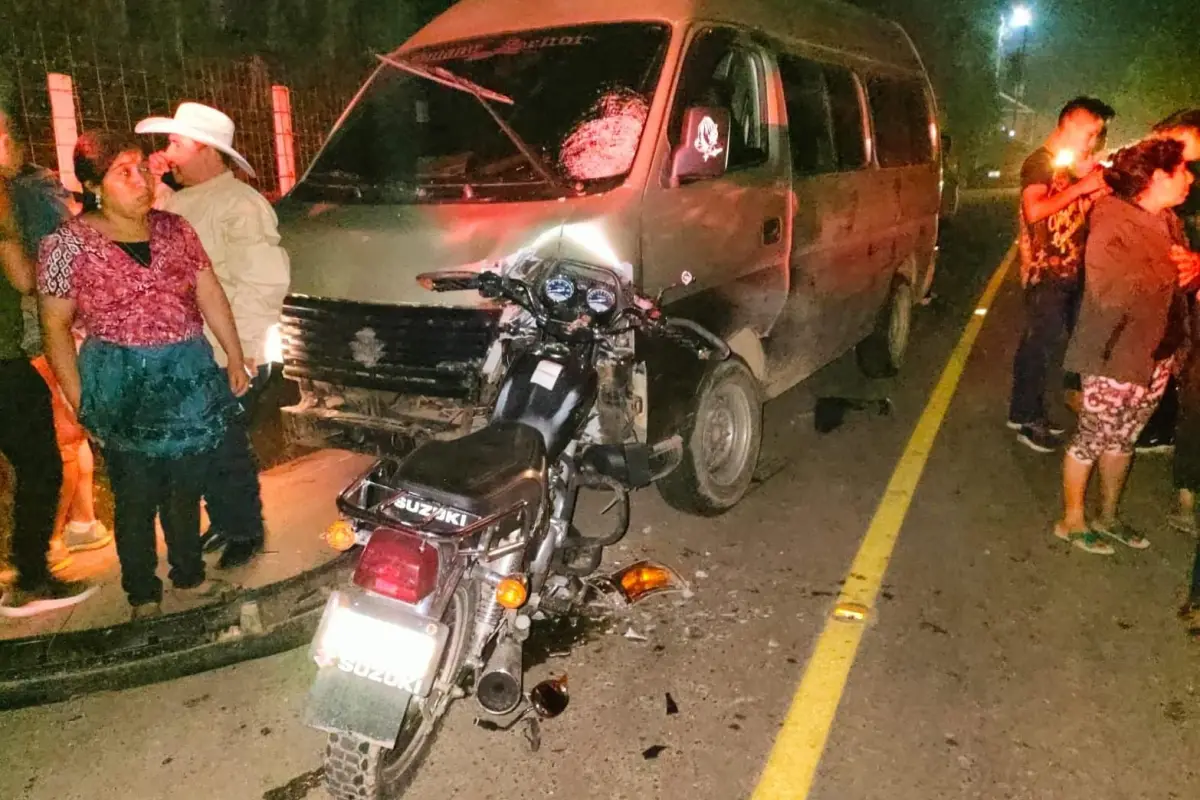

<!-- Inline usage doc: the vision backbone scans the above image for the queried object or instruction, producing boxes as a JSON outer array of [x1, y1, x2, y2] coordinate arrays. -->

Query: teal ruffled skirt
[[77, 337, 232, 458]]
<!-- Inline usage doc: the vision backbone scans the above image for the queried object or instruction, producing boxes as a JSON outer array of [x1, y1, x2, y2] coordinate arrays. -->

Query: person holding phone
[[1010, 97, 1116, 453], [136, 103, 291, 569]]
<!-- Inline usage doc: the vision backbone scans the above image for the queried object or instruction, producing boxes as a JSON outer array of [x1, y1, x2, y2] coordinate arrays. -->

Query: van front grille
[[280, 296, 500, 399]]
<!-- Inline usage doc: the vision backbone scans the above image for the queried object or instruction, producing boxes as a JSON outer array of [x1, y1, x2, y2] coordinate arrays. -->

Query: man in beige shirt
[[137, 103, 290, 568]]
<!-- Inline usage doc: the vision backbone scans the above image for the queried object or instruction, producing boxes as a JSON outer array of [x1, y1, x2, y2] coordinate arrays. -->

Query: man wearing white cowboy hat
[[136, 101, 290, 569]]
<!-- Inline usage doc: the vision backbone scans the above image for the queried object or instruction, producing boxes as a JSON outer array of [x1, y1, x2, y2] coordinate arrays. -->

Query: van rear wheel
[[657, 358, 762, 517], [857, 280, 914, 379]]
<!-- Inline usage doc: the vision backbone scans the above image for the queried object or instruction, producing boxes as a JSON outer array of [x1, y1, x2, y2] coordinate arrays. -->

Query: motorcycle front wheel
[[322, 587, 474, 800]]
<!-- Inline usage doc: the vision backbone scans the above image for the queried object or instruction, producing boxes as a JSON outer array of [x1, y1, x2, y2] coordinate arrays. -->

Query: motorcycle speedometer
[[585, 287, 616, 314], [544, 276, 575, 304]]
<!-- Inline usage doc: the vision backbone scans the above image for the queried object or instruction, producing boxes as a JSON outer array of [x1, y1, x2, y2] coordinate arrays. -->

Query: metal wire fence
[[2, 22, 369, 197]]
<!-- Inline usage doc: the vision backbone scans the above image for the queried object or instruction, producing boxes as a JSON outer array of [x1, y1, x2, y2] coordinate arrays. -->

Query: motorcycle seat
[[393, 421, 547, 522]]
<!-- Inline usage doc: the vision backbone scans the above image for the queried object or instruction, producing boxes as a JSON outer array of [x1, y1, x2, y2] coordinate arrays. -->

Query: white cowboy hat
[[135, 102, 255, 177]]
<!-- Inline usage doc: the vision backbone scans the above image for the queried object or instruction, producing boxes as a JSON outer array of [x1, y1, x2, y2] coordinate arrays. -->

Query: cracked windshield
[[294, 23, 669, 204]]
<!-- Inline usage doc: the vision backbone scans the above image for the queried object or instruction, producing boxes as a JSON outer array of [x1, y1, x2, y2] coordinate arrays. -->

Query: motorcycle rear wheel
[[322, 587, 473, 799]]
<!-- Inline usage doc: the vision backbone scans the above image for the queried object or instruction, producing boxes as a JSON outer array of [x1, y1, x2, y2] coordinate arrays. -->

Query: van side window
[[778, 56, 867, 176], [825, 68, 867, 171], [778, 55, 835, 176], [866, 76, 933, 168], [670, 28, 768, 171]]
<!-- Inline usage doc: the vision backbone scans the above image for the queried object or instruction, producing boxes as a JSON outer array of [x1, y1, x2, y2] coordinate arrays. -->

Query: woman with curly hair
[[1056, 137, 1199, 555]]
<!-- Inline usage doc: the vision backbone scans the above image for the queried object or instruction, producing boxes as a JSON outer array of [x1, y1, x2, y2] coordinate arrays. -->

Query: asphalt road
[[2, 192, 1197, 800]]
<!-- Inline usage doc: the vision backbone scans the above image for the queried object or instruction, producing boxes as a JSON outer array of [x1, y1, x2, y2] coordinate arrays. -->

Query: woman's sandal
[[1091, 519, 1151, 550], [1167, 512, 1198, 538], [1054, 524, 1115, 555]]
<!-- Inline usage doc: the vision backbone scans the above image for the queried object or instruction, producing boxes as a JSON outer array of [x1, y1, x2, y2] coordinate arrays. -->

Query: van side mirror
[[670, 106, 731, 186]]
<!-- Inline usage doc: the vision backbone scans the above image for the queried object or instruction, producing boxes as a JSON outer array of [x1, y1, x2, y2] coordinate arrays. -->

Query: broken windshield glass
[[291, 23, 669, 205]]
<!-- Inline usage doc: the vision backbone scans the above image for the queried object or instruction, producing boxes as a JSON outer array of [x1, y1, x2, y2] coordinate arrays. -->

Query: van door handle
[[762, 217, 782, 245]]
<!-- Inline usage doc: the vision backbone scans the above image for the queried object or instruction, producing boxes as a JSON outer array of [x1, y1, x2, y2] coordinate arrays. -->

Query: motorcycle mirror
[[529, 675, 570, 719], [654, 271, 695, 306]]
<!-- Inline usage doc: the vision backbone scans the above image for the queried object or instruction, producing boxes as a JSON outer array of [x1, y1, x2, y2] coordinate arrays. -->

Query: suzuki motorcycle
[[304, 258, 729, 799]]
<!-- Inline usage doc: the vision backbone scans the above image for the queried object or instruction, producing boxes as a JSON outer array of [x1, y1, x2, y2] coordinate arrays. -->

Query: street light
[[1008, 6, 1034, 134]]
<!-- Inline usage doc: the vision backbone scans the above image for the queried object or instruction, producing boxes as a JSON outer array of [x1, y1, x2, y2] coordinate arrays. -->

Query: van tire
[[857, 280, 914, 379], [657, 358, 762, 517]]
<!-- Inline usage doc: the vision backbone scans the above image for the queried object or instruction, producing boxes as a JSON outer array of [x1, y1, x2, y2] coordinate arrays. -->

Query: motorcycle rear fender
[[305, 589, 450, 746]]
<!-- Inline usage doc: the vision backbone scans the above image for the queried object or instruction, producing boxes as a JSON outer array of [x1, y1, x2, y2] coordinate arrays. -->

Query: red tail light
[[353, 528, 439, 603]]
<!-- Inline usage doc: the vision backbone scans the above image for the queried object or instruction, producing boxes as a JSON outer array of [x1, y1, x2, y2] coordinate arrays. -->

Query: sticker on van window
[[694, 117, 725, 163], [410, 34, 590, 65]]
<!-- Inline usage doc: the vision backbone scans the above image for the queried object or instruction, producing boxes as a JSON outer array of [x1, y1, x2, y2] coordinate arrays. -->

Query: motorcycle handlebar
[[659, 317, 732, 359], [418, 270, 727, 359]]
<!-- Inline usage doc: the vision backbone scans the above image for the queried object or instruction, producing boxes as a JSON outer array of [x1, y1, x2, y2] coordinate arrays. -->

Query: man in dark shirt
[[0, 103, 92, 616], [1149, 111, 1200, 631], [1136, 111, 1200, 453], [1010, 96, 1115, 453]]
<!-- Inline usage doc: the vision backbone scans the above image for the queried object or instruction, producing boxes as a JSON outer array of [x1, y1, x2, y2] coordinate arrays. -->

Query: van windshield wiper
[[375, 53, 571, 195], [300, 170, 420, 201]]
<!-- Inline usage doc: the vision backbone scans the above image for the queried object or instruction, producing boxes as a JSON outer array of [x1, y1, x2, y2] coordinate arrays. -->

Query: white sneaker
[[64, 521, 113, 552], [0, 579, 98, 618]]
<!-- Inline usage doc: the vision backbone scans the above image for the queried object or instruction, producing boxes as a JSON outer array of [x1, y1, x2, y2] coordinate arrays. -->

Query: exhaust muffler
[[475, 635, 523, 715]]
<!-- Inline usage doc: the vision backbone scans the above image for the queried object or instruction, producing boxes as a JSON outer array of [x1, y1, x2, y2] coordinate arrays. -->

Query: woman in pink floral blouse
[[38, 131, 249, 619]]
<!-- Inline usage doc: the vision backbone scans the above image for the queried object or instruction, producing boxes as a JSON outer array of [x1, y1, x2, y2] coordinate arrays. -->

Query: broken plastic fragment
[[530, 675, 570, 719], [524, 717, 542, 752], [833, 602, 869, 622], [642, 745, 668, 760], [623, 627, 649, 642], [666, 693, 679, 715]]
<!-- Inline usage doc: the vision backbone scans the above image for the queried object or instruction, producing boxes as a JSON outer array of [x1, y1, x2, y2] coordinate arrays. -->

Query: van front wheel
[[657, 358, 763, 517], [857, 280, 914, 379]]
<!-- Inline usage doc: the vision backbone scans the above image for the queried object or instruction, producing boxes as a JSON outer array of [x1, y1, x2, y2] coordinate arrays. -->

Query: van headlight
[[264, 323, 284, 364]]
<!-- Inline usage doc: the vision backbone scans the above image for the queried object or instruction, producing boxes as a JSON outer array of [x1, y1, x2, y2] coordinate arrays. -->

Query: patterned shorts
[[1067, 360, 1174, 464]]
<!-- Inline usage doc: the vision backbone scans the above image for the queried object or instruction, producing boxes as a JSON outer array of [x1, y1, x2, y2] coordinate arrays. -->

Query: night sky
[[855, 0, 1198, 145], [968, 0, 1197, 137]]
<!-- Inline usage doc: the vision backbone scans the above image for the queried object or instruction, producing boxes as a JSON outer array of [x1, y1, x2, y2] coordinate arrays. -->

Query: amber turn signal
[[495, 576, 528, 609], [616, 561, 683, 604], [323, 519, 357, 552]]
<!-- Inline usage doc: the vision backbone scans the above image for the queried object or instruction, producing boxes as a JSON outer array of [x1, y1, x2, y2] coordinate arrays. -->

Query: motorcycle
[[304, 257, 729, 799]]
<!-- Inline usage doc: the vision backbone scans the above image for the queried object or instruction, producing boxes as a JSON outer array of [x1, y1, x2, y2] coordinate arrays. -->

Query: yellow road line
[[750, 244, 1017, 800]]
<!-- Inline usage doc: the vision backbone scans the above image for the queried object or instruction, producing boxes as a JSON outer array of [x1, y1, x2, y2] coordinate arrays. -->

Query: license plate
[[310, 592, 448, 696]]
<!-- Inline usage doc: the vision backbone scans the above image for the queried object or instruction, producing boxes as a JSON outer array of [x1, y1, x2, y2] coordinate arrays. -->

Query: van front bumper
[[281, 399, 483, 456]]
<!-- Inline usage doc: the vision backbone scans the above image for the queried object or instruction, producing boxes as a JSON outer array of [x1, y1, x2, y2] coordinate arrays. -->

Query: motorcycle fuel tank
[[491, 350, 598, 460]]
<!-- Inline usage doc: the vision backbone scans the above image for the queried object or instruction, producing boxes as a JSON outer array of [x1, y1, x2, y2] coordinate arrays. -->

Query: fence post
[[46, 72, 81, 193], [271, 84, 296, 196]]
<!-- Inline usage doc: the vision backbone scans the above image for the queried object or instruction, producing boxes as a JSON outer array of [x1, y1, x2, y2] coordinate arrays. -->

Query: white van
[[275, 0, 942, 514]]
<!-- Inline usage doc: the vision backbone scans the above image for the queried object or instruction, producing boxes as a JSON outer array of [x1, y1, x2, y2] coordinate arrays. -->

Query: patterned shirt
[[1019, 147, 1096, 287], [38, 210, 212, 347]]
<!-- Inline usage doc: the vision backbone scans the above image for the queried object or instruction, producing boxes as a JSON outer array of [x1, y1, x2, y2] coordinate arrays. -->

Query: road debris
[[642, 745, 668, 760], [623, 627, 649, 642]]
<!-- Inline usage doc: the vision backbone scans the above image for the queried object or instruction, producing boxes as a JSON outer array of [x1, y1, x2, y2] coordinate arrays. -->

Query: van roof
[[400, 0, 922, 72]]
